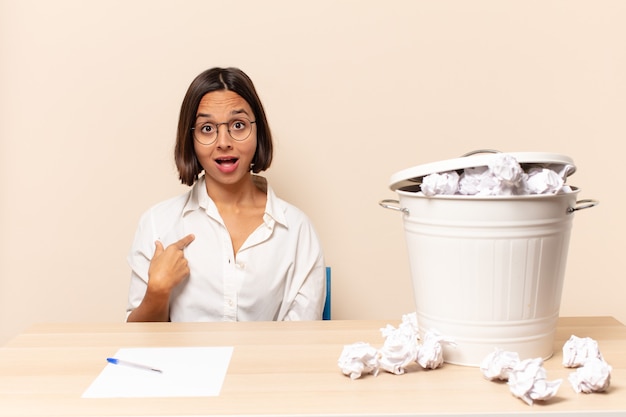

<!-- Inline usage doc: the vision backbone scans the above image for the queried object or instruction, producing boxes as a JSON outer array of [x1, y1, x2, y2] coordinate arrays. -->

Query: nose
[[215, 122, 232, 148]]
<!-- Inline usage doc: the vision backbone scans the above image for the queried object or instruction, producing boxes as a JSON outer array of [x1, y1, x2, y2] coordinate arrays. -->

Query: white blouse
[[126, 175, 326, 322]]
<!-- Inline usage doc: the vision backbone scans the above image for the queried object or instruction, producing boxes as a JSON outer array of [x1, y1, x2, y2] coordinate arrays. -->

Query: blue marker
[[106, 357, 163, 373]]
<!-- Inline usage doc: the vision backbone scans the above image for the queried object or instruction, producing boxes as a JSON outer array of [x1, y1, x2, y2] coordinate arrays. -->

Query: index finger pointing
[[174, 234, 195, 250]]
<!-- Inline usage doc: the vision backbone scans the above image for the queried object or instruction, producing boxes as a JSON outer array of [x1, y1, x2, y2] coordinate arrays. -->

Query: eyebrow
[[195, 109, 251, 120]]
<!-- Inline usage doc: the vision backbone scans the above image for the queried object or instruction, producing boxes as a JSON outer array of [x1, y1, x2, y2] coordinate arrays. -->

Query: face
[[193, 90, 257, 187]]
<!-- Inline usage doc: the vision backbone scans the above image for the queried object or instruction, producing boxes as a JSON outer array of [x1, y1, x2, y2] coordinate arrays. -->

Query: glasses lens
[[194, 123, 217, 145], [229, 119, 252, 141]]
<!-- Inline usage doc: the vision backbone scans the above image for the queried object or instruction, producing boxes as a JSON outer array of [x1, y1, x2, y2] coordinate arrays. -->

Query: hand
[[147, 234, 195, 295]]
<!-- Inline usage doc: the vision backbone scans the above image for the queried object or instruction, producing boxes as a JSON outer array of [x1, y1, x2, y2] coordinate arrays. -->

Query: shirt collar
[[257, 175, 288, 228]]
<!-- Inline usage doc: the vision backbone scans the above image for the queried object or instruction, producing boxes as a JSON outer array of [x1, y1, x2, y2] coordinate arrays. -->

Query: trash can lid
[[389, 151, 576, 191]]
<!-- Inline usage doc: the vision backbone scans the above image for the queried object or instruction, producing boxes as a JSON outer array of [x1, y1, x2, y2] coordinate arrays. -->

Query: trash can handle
[[379, 199, 409, 215], [460, 149, 501, 157], [567, 199, 599, 213]]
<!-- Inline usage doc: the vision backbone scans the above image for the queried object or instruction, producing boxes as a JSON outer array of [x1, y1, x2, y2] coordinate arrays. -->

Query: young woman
[[126, 67, 326, 322]]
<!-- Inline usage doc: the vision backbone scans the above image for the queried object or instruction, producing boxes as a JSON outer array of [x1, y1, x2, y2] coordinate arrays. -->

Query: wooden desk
[[0, 317, 624, 416]]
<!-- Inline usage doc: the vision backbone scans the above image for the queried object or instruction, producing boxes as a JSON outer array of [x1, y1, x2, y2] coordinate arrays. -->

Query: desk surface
[[0, 317, 624, 416]]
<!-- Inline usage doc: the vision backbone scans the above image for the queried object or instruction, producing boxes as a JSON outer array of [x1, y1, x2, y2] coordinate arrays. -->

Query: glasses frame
[[191, 118, 257, 146]]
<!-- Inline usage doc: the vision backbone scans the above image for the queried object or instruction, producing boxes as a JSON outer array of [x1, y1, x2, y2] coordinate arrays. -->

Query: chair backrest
[[323, 266, 331, 320]]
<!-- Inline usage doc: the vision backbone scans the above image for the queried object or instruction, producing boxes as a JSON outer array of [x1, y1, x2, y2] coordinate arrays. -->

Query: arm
[[127, 234, 195, 322], [282, 219, 326, 321], [284, 262, 326, 321]]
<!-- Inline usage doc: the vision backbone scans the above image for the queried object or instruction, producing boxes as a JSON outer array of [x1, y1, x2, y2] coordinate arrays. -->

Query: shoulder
[[143, 191, 189, 219], [275, 194, 311, 223], [264, 180, 319, 237], [129, 187, 195, 257], [136, 185, 195, 234]]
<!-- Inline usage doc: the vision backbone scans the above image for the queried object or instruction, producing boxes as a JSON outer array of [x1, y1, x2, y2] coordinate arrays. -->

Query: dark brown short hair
[[174, 67, 273, 186]]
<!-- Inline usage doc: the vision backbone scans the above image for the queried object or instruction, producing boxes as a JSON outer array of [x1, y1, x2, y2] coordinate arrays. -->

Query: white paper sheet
[[82, 346, 233, 398]]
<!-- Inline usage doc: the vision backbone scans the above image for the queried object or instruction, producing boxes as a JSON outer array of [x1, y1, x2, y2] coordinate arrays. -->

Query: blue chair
[[323, 266, 331, 320]]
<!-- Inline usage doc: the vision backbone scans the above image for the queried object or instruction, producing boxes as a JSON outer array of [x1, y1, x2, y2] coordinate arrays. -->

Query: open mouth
[[216, 157, 239, 165]]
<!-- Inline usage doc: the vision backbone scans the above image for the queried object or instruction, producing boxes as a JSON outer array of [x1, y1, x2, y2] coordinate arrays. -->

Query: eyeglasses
[[191, 118, 256, 145]]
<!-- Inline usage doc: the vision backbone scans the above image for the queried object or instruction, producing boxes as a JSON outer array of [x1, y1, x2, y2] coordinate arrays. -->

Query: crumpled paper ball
[[525, 168, 564, 194], [562, 335, 603, 368], [337, 342, 379, 380], [568, 356, 612, 393], [378, 325, 419, 375], [508, 357, 562, 405], [488, 153, 526, 193], [458, 166, 498, 195], [480, 348, 520, 381], [421, 170, 459, 196], [416, 330, 455, 370], [378, 313, 420, 374], [399, 312, 419, 335]]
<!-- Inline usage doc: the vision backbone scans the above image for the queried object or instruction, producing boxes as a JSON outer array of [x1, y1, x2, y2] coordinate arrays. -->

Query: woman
[[126, 67, 326, 322]]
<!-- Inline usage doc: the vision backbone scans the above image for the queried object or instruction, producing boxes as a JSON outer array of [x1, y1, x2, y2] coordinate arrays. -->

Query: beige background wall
[[1, 0, 624, 344]]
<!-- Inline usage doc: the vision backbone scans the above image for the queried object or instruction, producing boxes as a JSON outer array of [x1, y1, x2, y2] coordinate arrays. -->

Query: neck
[[205, 173, 262, 207]]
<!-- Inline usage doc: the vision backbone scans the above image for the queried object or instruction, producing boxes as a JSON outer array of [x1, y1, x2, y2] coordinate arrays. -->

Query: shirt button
[[236, 262, 245, 269], [228, 299, 234, 307]]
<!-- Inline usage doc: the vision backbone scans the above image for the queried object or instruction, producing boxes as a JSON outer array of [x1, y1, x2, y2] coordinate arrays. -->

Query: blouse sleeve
[[280, 217, 326, 321], [125, 210, 157, 320]]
